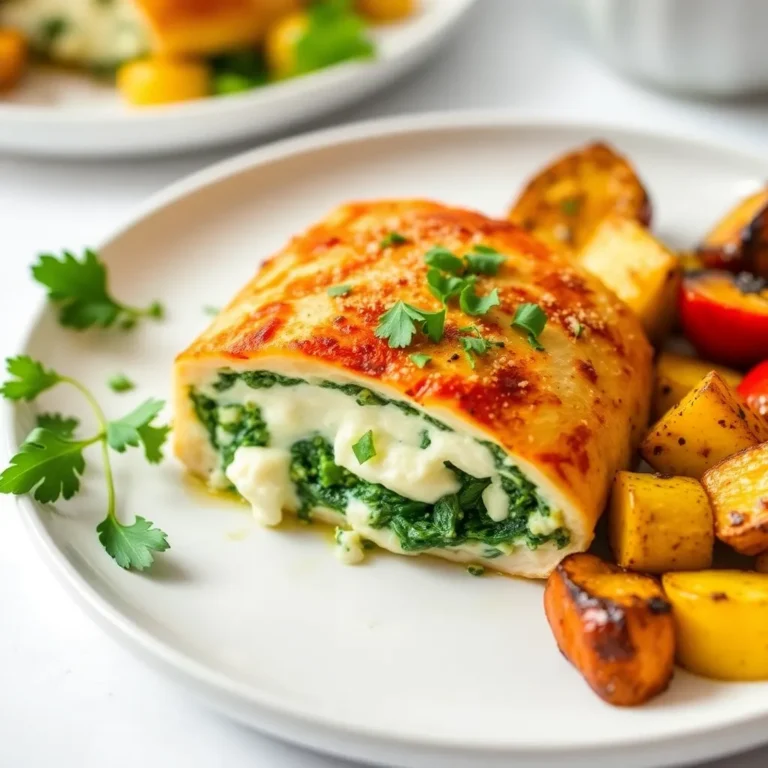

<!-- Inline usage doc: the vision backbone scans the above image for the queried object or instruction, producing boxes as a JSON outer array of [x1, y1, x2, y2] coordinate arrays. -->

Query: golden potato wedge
[[652, 352, 742, 421], [756, 553, 768, 573], [135, 0, 301, 56], [698, 187, 768, 279], [610, 471, 713, 573], [641, 371, 768, 478], [544, 553, 674, 706], [578, 217, 680, 343], [508, 142, 651, 255], [663, 570, 768, 681], [701, 442, 768, 556]]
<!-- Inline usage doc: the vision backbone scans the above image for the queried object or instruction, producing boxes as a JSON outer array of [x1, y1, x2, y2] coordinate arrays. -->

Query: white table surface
[[3, 2, 768, 766]]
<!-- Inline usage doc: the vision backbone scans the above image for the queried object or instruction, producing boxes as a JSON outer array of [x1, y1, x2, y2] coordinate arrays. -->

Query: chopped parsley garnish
[[32, 249, 164, 331], [566, 316, 584, 338], [375, 301, 445, 348], [467, 564, 486, 577], [425, 246, 465, 275], [352, 430, 376, 464], [559, 197, 581, 216], [380, 231, 408, 248], [459, 327, 504, 369], [459, 284, 500, 317], [108, 374, 135, 393], [512, 303, 548, 351], [327, 284, 352, 297], [203, 305, 220, 316], [409, 353, 432, 368], [0, 356, 170, 571], [464, 244, 506, 276], [426, 268, 470, 304]]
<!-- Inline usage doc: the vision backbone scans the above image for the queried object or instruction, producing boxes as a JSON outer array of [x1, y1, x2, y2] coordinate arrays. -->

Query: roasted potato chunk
[[653, 352, 741, 421], [544, 553, 675, 706], [641, 371, 768, 478], [702, 442, 768, 556], [610, 471, 713, 573], [663, 570, 768, 681], [508, 142, 651, 255], [578, 217, 680, 343], [698, 187, 768, 278]]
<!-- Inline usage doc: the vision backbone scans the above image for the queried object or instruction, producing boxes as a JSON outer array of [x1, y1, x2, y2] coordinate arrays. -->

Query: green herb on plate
[[512, 303, 548, 351]]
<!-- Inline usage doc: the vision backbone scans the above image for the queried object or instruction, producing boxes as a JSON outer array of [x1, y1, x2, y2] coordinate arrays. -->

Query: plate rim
[[7, 111, 768, 765]]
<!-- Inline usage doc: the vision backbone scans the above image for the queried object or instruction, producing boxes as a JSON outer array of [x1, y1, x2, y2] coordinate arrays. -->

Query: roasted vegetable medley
[[508, 141, 768, 705]]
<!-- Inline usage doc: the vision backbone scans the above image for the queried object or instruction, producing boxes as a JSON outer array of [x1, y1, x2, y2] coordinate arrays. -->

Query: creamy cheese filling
[[190, 370, 568, 564]]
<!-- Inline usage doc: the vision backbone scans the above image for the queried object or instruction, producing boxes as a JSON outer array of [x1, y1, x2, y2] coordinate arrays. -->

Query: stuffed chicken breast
[[174, 200, 652, 578]]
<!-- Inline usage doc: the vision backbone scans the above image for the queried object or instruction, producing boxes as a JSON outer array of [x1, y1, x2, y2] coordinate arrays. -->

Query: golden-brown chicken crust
[[177, 200, 653, 540]]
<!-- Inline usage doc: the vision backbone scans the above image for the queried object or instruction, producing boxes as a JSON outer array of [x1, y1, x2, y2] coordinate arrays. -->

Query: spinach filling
[[191, 370, 570, 553]]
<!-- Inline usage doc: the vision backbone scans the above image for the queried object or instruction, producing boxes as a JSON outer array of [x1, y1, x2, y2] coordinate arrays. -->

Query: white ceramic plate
[[8, 114, 768, 768], [0, 0, 475, 157]]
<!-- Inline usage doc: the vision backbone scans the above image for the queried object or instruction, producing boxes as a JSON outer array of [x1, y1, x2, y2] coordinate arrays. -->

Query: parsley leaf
[[0, 356, 61, 401], [294, 0, 375, 76], [512, 303, 548, 351], [459, 328, 503, 369], [32, 249, 164, 331], [352, 430, 376, 464], [375, 301, 445, 348], [467, 564, 486, 577], [375, 301, 424, 348], [420, 308, 446, 343], [96, 514, 170, 571], [426, 268, 469, 304], [409, 353, 432, 368], [425, 246, 465, 275], [380, 232, 408, 248], [36, 413, 79, 439], [108, 373, 135, 393], [459, 284, 500, 316], [464, 245, 505, 276], [106, 399, 168, 461], [327, 284, 352, 297], [202, 305, 220, 317], [0, 427, 89, 503]]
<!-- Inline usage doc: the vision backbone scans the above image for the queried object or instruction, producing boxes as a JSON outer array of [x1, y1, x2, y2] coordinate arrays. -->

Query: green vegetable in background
[[0, 356, 170, 571]]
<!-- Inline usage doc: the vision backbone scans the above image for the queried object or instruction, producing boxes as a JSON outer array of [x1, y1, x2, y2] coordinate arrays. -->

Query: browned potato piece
[[578, 217, 680, 343], [702, 442, 768, 556], [641, 371, 768, 479], [508, 142, 651, 255], [653, 352, 741, 421], [698, 187, 768, 278], [610, 471, 714, 573], [756, 553, 768, 573], [544, 553, 675, 706]]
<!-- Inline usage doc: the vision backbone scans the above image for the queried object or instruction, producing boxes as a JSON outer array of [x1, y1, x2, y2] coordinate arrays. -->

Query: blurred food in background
[[0, 0, 417, 105]]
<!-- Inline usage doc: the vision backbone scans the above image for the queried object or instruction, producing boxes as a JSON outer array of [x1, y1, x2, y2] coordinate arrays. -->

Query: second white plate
[[9, 114, 768, 768], [0, 0, 475, 156]]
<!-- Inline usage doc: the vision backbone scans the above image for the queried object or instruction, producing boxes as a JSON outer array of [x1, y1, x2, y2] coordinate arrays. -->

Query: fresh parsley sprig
[[32, 250, 164, 331], [512, 303, 548, 351], [0, 356, 170, 571]]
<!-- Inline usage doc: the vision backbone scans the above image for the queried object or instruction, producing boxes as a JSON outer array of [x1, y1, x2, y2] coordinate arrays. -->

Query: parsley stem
[[60, 376, 116, 520]]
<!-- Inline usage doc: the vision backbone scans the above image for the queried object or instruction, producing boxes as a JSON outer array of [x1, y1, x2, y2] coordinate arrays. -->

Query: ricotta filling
[[191, 372, 568, 564]]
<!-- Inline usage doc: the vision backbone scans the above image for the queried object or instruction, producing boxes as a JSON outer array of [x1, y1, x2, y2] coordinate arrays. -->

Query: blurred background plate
[[0, 0, 476, 157]]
